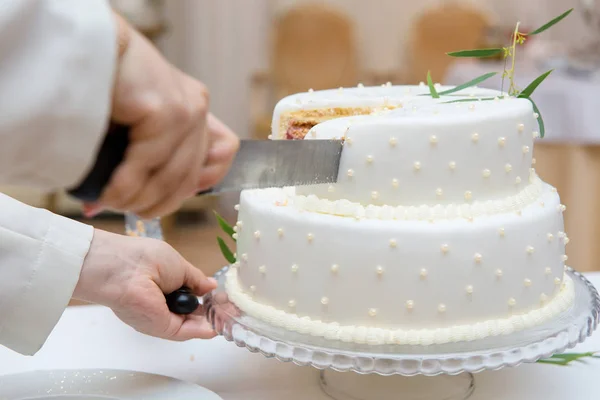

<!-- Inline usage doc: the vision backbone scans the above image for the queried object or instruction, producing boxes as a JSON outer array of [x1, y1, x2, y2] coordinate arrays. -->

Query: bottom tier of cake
[[227, 180, 574, 345]]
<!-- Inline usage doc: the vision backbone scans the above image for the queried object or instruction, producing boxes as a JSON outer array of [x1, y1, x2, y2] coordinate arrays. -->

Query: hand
[[73, 229, 217, 341], [84, 14, 239, 219]]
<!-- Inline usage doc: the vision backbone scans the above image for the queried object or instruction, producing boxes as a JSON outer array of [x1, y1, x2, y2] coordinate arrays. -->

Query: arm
[[0, 0, 116, 355]]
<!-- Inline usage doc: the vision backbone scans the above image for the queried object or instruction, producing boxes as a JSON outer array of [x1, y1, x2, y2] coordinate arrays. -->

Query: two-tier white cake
[[225, 84, 574, 346]]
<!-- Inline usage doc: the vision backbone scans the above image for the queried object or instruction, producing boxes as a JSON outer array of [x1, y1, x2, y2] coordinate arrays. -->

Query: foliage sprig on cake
[[426, 8, 573, 138]]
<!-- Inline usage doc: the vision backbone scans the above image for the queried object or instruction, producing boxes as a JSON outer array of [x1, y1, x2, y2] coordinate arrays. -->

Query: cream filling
[[276, 175, 546, 221], [225, 268, 575, 346]]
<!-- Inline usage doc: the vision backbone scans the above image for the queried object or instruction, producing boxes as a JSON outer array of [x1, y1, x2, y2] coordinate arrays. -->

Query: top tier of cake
[[271, 85, 539, 208]]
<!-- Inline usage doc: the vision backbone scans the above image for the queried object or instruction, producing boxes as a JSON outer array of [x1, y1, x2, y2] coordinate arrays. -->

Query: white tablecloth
[[0, 274, 599, 399], [445, 60, 600, 144]]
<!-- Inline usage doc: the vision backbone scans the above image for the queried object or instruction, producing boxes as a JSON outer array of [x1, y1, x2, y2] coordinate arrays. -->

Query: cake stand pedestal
[[202, 266, 599, 400]]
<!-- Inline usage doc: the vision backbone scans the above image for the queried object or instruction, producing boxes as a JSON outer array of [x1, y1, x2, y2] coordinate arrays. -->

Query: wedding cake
[[225, 84, 574, 346]]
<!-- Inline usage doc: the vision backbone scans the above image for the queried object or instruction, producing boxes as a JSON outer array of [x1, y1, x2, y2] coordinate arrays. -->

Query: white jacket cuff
[[0, 194, 93, 355]]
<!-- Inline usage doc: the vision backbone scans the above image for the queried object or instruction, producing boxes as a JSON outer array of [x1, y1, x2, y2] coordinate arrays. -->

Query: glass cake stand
[[202, 265, 599, 400]]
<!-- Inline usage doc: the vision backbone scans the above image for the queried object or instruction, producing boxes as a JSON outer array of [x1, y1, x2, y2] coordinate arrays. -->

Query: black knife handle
[[67, 123, 130, 203], [166, 287, 200, 315]]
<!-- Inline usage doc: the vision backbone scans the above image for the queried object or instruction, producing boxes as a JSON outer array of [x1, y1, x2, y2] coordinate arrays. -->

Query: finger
[[169, 314, 217, 341], [184, 261, 218, 295], [135, 129, 206, 218], [196, 162, 230, 193], [98, 157, 148, 210], [205, 114, 239, 162], [127, 134, 200, 217]]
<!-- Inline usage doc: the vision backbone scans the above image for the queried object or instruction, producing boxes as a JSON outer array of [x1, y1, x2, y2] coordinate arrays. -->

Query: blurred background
[[7, 0, 600, 277]]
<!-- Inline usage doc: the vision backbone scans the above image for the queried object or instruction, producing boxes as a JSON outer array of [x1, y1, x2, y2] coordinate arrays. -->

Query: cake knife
[[66, 124, 344, 315]]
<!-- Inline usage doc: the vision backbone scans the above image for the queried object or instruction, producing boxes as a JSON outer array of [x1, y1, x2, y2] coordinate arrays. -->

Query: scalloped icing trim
[[286, 175, 545, 221], [225, 268, 575, 346]]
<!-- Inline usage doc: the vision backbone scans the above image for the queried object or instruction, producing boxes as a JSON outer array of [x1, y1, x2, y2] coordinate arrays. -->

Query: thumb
[[181, 260, 218, 296]]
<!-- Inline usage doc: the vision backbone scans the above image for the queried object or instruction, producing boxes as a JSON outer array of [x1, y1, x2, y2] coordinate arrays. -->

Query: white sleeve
[[0, 193, 94, 356], [0, 0, 117, 191], [0, 0, 117, 356]]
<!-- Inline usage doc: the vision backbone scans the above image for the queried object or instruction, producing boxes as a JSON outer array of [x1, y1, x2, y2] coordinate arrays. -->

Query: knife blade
[[201, 138, 343, 194], [67, 124, 344, 202]]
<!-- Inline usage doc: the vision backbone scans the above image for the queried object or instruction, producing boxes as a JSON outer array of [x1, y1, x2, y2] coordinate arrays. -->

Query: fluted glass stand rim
[[203, 266, 598, 377]]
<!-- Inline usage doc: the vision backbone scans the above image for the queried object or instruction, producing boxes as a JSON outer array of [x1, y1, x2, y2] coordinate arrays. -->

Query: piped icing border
[[280, 175, 545, 221], [225, 267, 575, 346]]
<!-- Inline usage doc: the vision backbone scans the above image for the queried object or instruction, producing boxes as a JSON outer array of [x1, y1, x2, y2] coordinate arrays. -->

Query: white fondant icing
[[226, 84, 572, 346], [295, 98, 535, 207], [225, 269, 575, 345]]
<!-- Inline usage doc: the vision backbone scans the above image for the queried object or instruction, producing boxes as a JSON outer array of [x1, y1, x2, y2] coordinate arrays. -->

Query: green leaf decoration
[[447, 48, 504, 58], [442, 97, 496, 104], [426, 71, 439, 99], [436, 72, 498, 96], [217, 237, 236, 264], [528, 98, 545, 138], [537, 352, 599, 366], [213, 210, 235, 241], [528, 8, 573, 35], [517, 70, 553, 99]]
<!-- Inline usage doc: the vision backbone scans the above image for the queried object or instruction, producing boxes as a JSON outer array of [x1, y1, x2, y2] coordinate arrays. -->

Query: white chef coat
[[0, 0, 116, 356]]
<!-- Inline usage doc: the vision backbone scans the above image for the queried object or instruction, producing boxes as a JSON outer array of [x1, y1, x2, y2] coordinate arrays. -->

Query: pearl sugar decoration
[[331, 264, 339, 274], [498, 137, 506, 147], [471, 133, 479, 142], [376, 266, 384, 276], [368, 308, 378, 317], [526, 245, 535, 254], [258, 265, 266, 274], [508, 298, 516, 307], [291, 264, 299, 273], [438, 304, 447, 313], [389, 137, 397, 147], [254, 230, 261, 239], [366, 155, 374, 164], [420, 268, 428, 279], [413, 161, 421, 171], [466, 285, 474, 294], [288, 300, 296, 308], [406, 300, 414, 310], [524, 278, 532, 287], [482, 169, 491, 178], [390, 239, 397, 248], [307, 233, 314, 242], [430, 135, 438, 145], [518, 123, 525, 132], [449, 161, 456, 170], [321, 297, 329, 305], [441, 244, 449, 254]]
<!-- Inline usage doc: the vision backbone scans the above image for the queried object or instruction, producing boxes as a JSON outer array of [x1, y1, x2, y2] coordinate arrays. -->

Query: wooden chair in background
[[250, 3, 398, 139], [404, 1, 491, 84]]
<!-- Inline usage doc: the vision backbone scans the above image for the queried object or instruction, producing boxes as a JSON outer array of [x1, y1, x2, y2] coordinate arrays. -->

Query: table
[[446, 60, 600, 273], [0, 274, 599, 400]]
